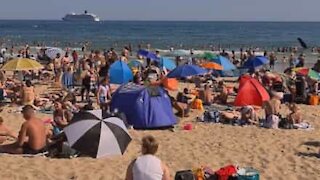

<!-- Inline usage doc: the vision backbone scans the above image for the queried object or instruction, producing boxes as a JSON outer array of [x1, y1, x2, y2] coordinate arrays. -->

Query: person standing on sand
[[125, 135, 170, 180], [97, 78, 111, 111], [0, 105, 47, 154], [20, 80, 35, 106], [53, 53, 62, 83], [269, 52, 277, 70]]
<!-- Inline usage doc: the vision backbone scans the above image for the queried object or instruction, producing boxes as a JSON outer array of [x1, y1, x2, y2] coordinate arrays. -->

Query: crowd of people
[[0, 44, 319, 179]]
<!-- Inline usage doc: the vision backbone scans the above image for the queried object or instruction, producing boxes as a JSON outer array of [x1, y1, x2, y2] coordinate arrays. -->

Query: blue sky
[[0, 0, 319, 21]]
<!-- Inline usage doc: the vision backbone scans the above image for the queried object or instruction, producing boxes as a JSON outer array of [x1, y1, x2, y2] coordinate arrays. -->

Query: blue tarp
[[109, 60, 133, 84], [111, 83, 177, 129]]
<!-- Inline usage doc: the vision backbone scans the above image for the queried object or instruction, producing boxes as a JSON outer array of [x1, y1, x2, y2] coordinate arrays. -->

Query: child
[[0, 117, 17, 144]]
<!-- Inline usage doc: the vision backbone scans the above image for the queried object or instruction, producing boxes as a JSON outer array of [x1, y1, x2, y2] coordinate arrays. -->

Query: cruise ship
[[62, 11, 100, 22]]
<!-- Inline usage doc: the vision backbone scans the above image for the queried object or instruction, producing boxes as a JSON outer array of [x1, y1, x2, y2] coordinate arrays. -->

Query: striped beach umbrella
[[63, 110, 131, 158]]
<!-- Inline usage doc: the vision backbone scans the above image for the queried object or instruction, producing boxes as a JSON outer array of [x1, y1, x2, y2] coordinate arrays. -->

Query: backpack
[[175, 170, 196, 180], [203, 109, 220, 123], [214, 165, 237, 180]]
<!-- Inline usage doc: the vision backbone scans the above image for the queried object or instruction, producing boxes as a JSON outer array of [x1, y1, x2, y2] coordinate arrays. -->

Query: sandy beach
[[0, 82, 319, 180]]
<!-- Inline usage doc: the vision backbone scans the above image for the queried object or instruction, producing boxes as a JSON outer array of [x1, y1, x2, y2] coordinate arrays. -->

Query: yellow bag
[[192, 99, 204, 111]]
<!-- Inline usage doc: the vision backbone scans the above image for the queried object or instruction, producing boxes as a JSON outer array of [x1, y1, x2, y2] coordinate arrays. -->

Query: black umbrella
[[63, 110, 131, 158], [297, 37, 308, 49]]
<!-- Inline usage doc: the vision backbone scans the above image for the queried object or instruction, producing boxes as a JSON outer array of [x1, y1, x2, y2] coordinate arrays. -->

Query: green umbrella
[[196, 52, 218, 60]]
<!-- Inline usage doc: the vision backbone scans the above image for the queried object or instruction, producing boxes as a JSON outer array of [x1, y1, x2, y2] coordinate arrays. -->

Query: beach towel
[[293, 122, 312, 130]]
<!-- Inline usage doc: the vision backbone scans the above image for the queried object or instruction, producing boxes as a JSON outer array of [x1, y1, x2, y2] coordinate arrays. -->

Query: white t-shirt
[[133, 155, 163, 180], [98, 85, 109, 98]]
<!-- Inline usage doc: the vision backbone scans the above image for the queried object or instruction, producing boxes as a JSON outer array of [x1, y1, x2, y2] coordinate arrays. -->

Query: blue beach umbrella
[[211, 55, 236, 71], [137, 50, 159, 61], [160, 57, 176, 70], [109, 60, 133, 84], [167, 64, 208, 78], [243, 56, 269, 69]]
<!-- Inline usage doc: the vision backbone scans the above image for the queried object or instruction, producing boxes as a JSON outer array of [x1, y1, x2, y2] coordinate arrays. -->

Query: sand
[[0, 83, 319, 180]]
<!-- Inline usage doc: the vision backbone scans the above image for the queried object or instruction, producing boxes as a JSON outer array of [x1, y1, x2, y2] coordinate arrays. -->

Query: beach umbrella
[[45, 47, 64, 59], [297, 37, 308, 49], [197, 52, 217, 60], [1, 58, 43, 71], [128, 60, 143, 68], [109, 60, 133, 84], [243, 56, 269, 69], [166, 64, 207, 78], [137, 50, 159, 61], [63, 110, 131, 158], [211, 55, 236, 71], [293, 67, 320, 80], [160, 57, 176, 70], [201, 62, 223, 70]]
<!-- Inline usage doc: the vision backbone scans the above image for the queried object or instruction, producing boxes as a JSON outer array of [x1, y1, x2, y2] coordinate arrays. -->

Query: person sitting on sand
[[20, 80, 35, 105], [263, 92, 282, 128], [0, 116, 17, 144], [53, 101, 71, 131], [239, 106, 259, 126], [125, 135, 170, 180], [287, 103, 302, 124], [175, 88, 194, 117], [200, 84, 214, 106], [0, 105, 47, 154], [215, 81, 228, 104]]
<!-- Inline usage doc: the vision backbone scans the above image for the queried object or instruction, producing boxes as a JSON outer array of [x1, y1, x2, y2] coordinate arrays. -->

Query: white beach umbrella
[[63, 110, 132, 158]]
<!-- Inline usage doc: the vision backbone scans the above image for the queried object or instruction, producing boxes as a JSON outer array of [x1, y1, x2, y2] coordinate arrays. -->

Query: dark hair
[[142, 135, 159, 155], [183, 88, 189, 94], [25, 80, 32, 87]]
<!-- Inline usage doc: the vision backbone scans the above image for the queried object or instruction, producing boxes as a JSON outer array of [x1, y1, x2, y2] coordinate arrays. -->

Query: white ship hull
[[62, 12, 100, 22]]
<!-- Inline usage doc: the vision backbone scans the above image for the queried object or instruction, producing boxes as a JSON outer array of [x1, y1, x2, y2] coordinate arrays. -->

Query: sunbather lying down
[[220, 106, 259, 126]]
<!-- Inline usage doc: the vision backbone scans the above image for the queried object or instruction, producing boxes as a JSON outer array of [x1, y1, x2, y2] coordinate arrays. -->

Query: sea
[[1, 20, 320, 51]]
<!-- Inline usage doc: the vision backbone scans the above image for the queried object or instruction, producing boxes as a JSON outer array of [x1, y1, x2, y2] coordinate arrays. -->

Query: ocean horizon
[[1, 20, 320, 50]]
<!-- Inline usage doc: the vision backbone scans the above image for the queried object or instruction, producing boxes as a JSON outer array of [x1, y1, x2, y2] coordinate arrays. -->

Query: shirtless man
[[263, 92, 282, 119], [0, 105, 47, 154]]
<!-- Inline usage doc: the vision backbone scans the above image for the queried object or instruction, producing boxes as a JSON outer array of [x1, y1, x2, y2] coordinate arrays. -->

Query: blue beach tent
[[211, 55, 236, 71], [109, 60, 133, 84], [111, 83, 177, 129], [160, 57, 176, 70]]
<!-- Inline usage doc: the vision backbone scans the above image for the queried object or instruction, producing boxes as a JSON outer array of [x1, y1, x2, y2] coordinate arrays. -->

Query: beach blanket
[[294, 122, 313, 130]]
